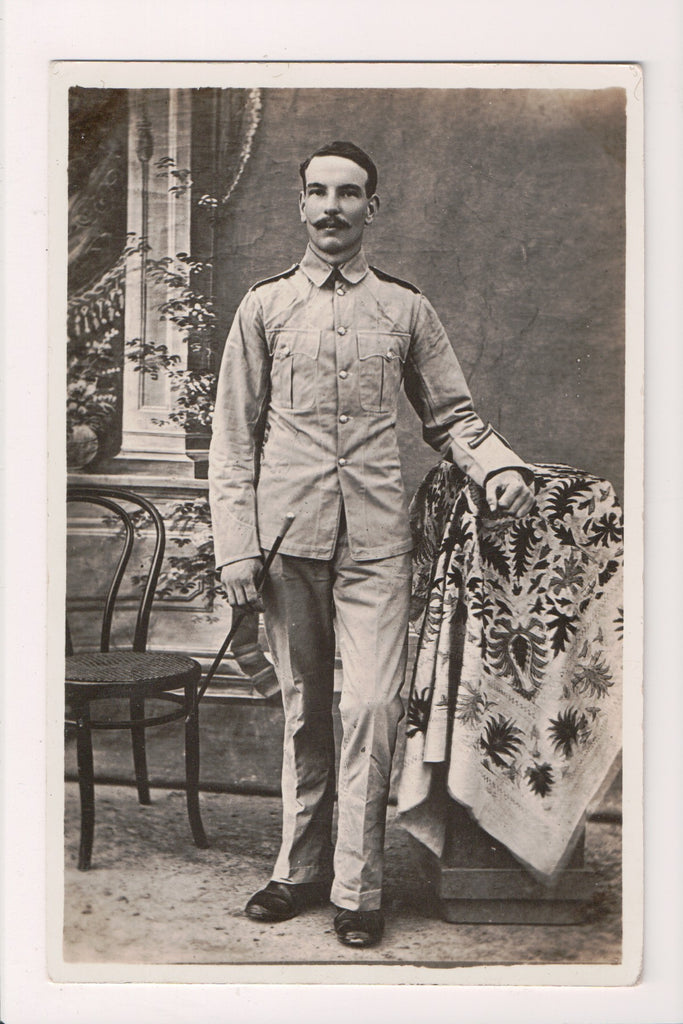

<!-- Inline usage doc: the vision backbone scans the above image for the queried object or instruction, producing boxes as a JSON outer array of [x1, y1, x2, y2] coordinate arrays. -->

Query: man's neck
[[307, 240, 363, 267]]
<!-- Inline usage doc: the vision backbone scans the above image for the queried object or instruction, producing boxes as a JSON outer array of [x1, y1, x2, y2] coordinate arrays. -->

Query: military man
[[209, 141, 534, 947]]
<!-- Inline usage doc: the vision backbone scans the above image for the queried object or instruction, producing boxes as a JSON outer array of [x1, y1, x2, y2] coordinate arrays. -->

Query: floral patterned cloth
[[396, 462, 623, 881]]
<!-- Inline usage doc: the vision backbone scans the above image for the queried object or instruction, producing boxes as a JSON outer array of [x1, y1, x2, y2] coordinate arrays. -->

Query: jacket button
[[338, 457, 348, 467], [386, 349, 394, 359], [339, 370, 348, 379], [336, 286, 346, 296], [339, 414, 349, 424], [337, 326, 347, 336], [281, 347, 290, 357]]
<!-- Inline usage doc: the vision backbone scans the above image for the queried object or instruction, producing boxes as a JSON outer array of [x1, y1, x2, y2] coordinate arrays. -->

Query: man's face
[[299, 155, 379, 262]]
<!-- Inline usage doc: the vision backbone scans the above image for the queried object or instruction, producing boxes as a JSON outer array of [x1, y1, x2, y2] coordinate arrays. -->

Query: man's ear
[[365, 194, 380, 224], [299, 190, 307, 223]]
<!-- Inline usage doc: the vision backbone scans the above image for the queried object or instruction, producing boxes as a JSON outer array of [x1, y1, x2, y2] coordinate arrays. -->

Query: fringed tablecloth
[[397, 462, 623, 882]]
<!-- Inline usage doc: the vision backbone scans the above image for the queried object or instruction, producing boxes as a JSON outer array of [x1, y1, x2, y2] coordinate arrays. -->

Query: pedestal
[[427, 799, 599, 924]]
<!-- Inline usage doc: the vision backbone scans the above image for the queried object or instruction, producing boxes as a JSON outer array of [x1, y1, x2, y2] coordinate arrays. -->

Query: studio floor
[[62, 698, 622, 970]]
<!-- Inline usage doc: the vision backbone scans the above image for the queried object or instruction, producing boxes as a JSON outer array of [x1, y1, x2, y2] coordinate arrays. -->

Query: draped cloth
[[396, 462, 623, 882]]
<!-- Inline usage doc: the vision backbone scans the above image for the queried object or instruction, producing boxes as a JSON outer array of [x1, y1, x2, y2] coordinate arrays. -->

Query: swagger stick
[[186, 513, 295, 721]]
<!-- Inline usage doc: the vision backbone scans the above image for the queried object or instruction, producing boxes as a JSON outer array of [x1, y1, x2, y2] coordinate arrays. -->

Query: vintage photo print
[[48, 61, 643, 986]]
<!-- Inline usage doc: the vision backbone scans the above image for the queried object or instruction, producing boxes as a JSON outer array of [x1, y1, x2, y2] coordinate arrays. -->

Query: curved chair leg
[[185, 682, 209, 848], [75, 707, 95, 871], [130, 696, 151, 805]]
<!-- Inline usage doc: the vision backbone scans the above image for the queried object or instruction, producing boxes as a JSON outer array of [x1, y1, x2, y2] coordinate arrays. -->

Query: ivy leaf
[[510, 519, 540, 578], [406, 686, 432, 738], [446, 565, 463, 589], [528, 574, 545, 594], [479, 536, 511, 581], [598, 559, 620, 585], [466, 575, 483, 594], [548, 707, 588, 758], [550, 522, 576, 547], [448, 513, 475, 552], [545, 478, 594, 520], [525, 761, 554, 797], [546, 601, 579, 655], [479, 714, 524, 768]]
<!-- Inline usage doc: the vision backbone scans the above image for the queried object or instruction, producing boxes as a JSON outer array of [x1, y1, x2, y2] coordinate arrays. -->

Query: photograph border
[[48, 58, 642, 988]]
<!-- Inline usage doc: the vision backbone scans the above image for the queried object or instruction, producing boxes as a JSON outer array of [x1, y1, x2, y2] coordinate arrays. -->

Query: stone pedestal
[[425, 799, 599, 925]]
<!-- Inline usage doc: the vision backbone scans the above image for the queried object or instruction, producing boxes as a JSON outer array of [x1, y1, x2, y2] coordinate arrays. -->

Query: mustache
[[313, 216, 350, 229]]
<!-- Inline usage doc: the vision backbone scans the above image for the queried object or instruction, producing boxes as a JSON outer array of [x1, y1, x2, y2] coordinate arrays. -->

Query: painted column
[[117, 88, 194, 476]]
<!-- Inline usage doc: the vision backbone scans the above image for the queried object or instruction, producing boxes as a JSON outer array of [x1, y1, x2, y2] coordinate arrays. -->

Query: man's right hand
[[220, 557, 263, 610]]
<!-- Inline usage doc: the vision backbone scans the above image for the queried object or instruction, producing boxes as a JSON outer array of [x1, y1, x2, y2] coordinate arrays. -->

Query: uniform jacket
[[209, 246, 531, 566]]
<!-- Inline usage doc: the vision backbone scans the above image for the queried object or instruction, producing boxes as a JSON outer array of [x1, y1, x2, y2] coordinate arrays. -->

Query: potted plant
[[66, 273, 124, 468]]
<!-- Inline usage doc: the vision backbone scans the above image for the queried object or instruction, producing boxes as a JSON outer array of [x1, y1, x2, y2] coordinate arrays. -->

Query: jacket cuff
[[215, 551, 263, 571], [448, 423, 531, 488], [210, 505, 261, 569], [484, 465, 535, 488]]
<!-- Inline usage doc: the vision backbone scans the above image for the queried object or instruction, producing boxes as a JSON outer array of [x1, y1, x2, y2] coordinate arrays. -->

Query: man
[[209, 141, 534, 948]]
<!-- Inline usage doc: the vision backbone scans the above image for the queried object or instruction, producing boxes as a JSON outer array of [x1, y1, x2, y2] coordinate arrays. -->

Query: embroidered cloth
[[397, 462, 623, 881]]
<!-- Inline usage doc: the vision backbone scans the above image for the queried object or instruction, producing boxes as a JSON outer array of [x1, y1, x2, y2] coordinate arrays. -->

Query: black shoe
[[245, 880, 330, 922], [333, 907, 385, 948]]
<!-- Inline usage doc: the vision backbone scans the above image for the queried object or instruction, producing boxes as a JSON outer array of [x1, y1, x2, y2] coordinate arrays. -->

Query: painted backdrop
[[208, 87, 625, 499]]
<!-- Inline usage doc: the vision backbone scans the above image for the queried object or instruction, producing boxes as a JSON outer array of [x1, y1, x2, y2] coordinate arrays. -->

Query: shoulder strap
[[250, 264, 299, 291], [369, 265, 421, 294]]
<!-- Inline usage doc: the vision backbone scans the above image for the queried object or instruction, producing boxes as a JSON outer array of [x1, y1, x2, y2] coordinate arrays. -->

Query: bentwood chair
[[66, 485, 209, 870]]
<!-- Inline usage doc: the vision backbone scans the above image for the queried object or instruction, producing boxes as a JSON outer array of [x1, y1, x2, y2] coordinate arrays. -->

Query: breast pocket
[[357, 332, 410, 413], [268, 330, 320, 410]]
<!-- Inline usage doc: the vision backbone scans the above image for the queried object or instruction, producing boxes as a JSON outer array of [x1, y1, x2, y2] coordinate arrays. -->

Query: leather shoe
[[245, 880, 329, 922], [333, 907, 385, 948]]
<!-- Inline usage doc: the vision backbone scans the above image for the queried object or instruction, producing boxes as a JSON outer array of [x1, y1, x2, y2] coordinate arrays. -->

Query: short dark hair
[[299, 141, 378, 197]]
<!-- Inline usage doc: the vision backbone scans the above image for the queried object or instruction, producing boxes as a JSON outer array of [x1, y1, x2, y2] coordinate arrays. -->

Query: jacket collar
[[300, 245, 369, 287]]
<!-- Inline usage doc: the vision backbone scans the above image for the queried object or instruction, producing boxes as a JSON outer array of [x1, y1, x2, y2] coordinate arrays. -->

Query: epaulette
[[369, 266, 421, 294], [250, 264, 299, 291]]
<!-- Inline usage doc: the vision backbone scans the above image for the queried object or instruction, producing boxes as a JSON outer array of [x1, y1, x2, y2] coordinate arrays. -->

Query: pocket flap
[[268, 329, 320, 359], [357, 332, 410, 362]]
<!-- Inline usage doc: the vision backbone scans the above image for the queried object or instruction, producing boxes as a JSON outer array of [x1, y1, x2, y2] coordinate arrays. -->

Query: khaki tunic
[[209, 246, 530, 566]]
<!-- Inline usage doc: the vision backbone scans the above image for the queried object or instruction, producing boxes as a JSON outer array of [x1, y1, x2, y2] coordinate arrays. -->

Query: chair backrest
[[66, 486, 166, 653]]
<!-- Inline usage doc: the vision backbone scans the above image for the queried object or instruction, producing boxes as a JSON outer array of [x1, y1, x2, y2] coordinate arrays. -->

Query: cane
[[185, 512, 295, 721]]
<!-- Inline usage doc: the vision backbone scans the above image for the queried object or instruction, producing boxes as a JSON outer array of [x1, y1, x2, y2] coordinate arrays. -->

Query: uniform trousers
[[262, 521, 412, 911]]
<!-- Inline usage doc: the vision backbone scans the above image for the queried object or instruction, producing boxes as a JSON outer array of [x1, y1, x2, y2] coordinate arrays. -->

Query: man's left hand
[[485, 470, 535, 518]]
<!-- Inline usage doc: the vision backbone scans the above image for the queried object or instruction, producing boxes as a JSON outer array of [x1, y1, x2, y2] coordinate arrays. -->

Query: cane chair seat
[[66, 651, 200, 699]]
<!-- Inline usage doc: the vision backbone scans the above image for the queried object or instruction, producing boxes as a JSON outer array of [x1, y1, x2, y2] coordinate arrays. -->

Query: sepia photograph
[[49, 61, 641, 985]]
